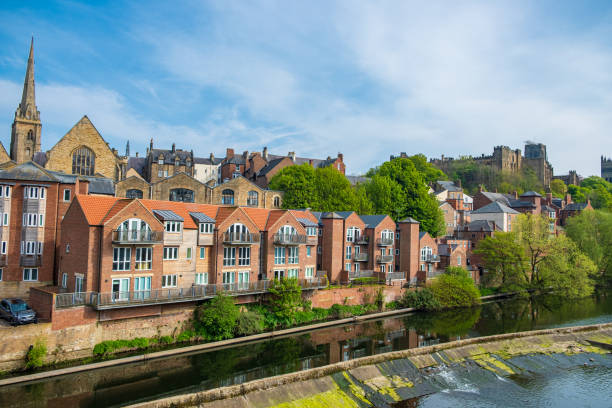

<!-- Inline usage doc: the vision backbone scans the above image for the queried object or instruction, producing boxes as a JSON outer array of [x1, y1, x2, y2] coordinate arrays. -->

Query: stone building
[[145, 140, 194, 184], [429, 142, 554, 187], [210, 176, 283, 208], [602, 156, 612, 183], [5, 40, 128, 182], [553, 170, 582, 186]]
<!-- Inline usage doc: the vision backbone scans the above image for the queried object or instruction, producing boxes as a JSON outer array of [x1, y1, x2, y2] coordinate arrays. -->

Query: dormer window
[[165, 221, 182, 233], [306, 227, 317, 236], [159, 159, 164, 165], [24, 186, 45, 199], [199, 223, 214, 233]]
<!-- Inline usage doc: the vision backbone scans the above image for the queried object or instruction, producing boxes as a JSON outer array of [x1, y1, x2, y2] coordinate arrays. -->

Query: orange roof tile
[[289, 209, 318, 224], [243, 208, 271, 230], [214, 206, 240, 228], [74, 195, 121, 225], [264, 209, 287, 230], [101, 199, 134, 223], [140, 200, 221, 229]]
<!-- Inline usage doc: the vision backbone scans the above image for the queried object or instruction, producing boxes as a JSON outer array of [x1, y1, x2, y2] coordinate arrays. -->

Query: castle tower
[[10, 38, 42, 163], [602, 156, 612, 183]]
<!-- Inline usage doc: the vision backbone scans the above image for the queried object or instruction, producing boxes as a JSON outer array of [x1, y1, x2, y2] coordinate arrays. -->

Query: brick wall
[[306, 285, 403, 309]]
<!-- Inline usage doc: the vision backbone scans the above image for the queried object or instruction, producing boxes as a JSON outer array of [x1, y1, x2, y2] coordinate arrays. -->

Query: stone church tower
[[10, 38, 42, 163]]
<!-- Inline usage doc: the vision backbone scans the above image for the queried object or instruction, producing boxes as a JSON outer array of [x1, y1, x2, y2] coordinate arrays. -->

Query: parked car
[[0, 298, 37, 325]]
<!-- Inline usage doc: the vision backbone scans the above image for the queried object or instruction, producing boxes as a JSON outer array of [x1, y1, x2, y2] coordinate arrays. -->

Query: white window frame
[[62, 273, 68, 288], [199, 247, 205, 259], [165, 221, 182, 233], [2, 212, 8, 226], [288, 247, 299, 264], [306, 227, 317, 236], [1, 241, 6, 254], [345, 246, 351, 260], [135, 247, 152, 270], [195, 272, 208, 285], [162, 274, 177, 288], [287, 268, 298, 279], [307, 246, 312, 257], [163, 246, 178, 260], [23, 268, 38, 281], [305, 267, 314, 278], [199, 223, 214, 233], [238, 247, 250, 266], [223, 271, 235, 284], [113, 247, 132, 271], [0, 268, 3, 281], [186, 247, 192, 260], [63, 189, 71, 202], [345, 262, 351, 271], [223, 247, 236, 266], [274, 246, 286, 265], [4, 186, 9, 197]]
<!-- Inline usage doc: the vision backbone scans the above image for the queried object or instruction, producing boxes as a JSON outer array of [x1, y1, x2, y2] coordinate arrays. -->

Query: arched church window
[[126, 189, 143, 199], [169, 188, 194, 202], [27, 130, 34, 141], [273, 196, 281, 207], [72, 146, 95, 176]]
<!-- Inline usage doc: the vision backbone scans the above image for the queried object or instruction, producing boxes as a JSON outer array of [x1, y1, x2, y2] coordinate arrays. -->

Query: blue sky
[[0, 1, 611, 177]]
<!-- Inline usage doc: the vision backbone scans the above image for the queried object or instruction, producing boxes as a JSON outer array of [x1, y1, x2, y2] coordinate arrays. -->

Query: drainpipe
[[52, 183, 59, 286]]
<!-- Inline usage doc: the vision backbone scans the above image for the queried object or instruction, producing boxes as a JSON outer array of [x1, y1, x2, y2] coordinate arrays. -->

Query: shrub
[[268, 278, 302, 326], [352, 277, 378, 286], [176, 330, 196, 343], [25, 339, 47, 369], [193, 293, 240, 341], [159, 336, 174, 345], [374, 287, 385, 311], [399, 288, 441, 311], [430, 267, 481, 308], [235, 310, 265, 336], [385, 301, 399, 310]]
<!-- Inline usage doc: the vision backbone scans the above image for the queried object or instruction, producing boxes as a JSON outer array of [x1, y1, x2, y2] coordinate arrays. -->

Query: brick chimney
[[210, 152, 215, 161], [263, 146, 268, 161], [338, 153, 343, 161], [565, 193, 572, 205], [288, 152, 296, 162], [243, 150, 249, 159], [226, 148, 234, 158], [513, 191, 518, 199], [172, 143, 176, 153]]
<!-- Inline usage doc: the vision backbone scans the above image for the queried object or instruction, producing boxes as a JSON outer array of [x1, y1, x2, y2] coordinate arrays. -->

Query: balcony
[[376, 255, 394, 263], [425, 254, 440, 263], [273, 233, 307, 245], [355, 235, 369, 245], [55, 277, 328, 310], [224, 231, 259, 244], [112, 229, 163, 244], [376, 237, 394, 246], [353, 253, 368, 262], [385, 272, 405, 281], [20, 254, 42, 267]]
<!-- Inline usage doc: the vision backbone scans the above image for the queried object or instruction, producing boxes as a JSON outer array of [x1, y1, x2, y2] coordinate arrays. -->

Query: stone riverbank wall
[[126, 323, 612, 408], [0, 285, 404, 372]]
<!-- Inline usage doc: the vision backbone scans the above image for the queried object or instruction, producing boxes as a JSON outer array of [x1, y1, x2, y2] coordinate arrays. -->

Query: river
[[0, 293, 610, 407]]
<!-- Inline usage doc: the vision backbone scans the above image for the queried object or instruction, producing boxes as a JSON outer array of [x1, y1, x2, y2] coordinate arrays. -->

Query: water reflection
[[0, 293, 609, 408]]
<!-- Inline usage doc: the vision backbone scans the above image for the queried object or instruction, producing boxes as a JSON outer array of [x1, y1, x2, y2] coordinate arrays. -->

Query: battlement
[[602, 156, 612, 164]]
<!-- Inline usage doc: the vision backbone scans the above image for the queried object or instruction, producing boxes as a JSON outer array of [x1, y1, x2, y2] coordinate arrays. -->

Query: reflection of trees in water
[[403, 307, 482, 340]]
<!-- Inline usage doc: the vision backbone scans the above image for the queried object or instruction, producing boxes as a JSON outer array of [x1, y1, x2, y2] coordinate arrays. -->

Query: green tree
[[567, 184, 588, 203], [268, 164, 318, 209], [405, 153, 446, 184], [474, 232, 526, 289], [429, 267, 481, 308], [565, 210, 612, 287], [268, 278, 302, 326], [354, 184, 374, 215], [366, 158, 445, 236], [313, 166, 359, 212], [550, 179, 567, 198], [194, 293, 240, 341], [235, 310, 265, 336]]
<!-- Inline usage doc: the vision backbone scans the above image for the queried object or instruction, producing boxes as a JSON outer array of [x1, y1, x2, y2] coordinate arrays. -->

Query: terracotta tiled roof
[[101, 199, 134, 223], [264, 210, 287, 230], [215, 206, 240, 228], [74, 195, 121, 225], [243, 207, 271, 230], [288, 209, 318, 224]]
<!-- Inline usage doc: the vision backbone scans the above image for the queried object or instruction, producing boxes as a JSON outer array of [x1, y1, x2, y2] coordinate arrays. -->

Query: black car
[[0, 298, 37, 325]]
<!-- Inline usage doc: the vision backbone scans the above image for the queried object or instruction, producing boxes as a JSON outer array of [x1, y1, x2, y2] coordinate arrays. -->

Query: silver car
[[0, 298, 37, 325]]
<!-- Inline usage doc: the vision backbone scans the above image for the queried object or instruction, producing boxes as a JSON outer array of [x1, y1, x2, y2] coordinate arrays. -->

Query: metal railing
[[427, 269, 445, 279], [273, 233, 307, 245], [376, 237, 394, 246], [348, 270, 376, 279], [54, 277, 328, 310], [353, 253, 368, 262], [425, 254, 440, 263], [112, 229, 163, 244], [376, 255, 394, 263], [20, 254, 42, 266], [386, 272, 405, 280], [223, 231, 259, 244], [355, 235, 369, 245]]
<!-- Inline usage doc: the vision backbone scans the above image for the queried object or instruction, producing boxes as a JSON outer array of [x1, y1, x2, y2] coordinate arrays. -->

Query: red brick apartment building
[[58, 197, 321, 297], [0, 161, 114, 298]]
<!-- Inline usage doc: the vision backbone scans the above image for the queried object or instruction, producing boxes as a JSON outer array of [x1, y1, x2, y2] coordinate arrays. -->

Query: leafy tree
[[512, 213, 557, 286], [474, 232, 526, 288], [313, 166, 359, 212], [194, 293, 240, 341], [565, 210, 612, 287], [354, 184, 374, 215], [405, 153, 446, 184], [429, 267, 481, 308], [398, 288, 441, 311], [550, 179, 567, 198], [268, 164, 318, 209], [268, 278, 302, 326], [567, 184, 588, 203], [366, 158, 445, 236]]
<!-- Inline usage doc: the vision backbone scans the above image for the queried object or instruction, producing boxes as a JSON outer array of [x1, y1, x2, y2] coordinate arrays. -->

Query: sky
[[0, 0, 610, 177]]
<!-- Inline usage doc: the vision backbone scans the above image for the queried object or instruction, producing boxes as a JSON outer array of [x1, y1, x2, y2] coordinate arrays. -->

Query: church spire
[[17, 37, 38, 121]]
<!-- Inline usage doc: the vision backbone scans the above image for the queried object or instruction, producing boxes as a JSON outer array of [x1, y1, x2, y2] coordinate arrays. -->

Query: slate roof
[[541, 205, 556, 213], [267, 154, 338, 169], [321, 212, 344, 219], [552, 198, 563, 207], [334, 211, 356, 219], [464, 220, 499, 232], [194, 156, 224, 165], [563, 202, 589, 211], [0, 161, 57, 182], [436, 180, 462, 192], [33, 152, 47, 167], [152, 209, 184, 222], [520, 191, 542, 197], [127, 156, 147, 178], [419, 231, 427, 239], [189, 212, 215, 223], [472, 201, 519, 214], [346, 175, 370, 186], [150, 148, 192, 165], [84, 177, 115, 195], [224, 156, 246, 165], [399, 217, 419, 224], [508, 199, 536, 209], [480, 192, 512, 206], [296, 217, 318, 227], [257, 157, 286, 177], [359, 214, 388, 228]]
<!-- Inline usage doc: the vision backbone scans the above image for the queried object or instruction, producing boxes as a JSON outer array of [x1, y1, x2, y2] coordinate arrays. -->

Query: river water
[[1, 293, 610, 407]]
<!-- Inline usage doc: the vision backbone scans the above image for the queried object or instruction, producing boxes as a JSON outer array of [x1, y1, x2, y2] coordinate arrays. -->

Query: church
[[4, 39, 128, 180]]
